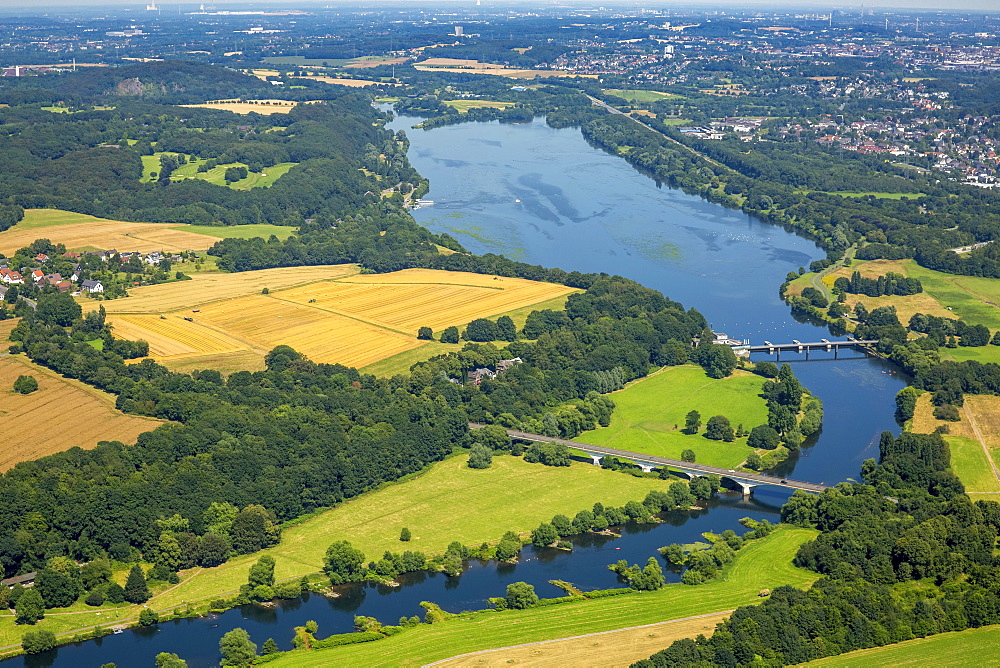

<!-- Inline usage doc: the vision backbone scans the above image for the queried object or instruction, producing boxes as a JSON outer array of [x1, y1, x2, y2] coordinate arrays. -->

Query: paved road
[[470, 423, 831, 493]]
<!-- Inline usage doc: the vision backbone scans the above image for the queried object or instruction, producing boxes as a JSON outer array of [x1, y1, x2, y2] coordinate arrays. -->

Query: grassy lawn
[[266, 525, 819, 667], [603, 89, 684, 103], [178, 224, 298, 241], [443, 99, 515, 113], [574, 366, 769, 468], [806, 625, 1000, 667], [831, 191, 924, 200]]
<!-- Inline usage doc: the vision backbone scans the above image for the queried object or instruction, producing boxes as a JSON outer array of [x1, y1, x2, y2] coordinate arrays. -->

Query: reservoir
[[6, 113, 907, 667]]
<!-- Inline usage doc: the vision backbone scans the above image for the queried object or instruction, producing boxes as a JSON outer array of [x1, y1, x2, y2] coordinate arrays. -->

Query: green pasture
[[265, 525, 819, 667], [145, 455, 688, 610], [575, 366, 769, 468], [806, 625, 1000, 667], [603, 89, 684, 103], [946, 435, 1000, 499], [14, 209, 113, 230], [178, 224, 297, 241]]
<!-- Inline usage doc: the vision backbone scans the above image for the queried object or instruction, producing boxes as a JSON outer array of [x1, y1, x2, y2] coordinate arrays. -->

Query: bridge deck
[[469, 423, 831, 493], [736, 339, 877, 352]]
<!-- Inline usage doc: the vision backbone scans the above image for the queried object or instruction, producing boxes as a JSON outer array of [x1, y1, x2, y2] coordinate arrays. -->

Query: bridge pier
[[589, 455, 603, 466], [737, 481, 757, 496], [638, 463, 655, 473]]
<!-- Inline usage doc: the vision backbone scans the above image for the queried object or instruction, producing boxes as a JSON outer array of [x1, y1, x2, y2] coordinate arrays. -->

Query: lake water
[[7, 114, 907, 667]]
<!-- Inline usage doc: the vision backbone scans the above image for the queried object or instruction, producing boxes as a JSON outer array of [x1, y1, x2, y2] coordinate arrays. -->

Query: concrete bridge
[[469, 424, 832, 496], [732, 337, 877, 360]]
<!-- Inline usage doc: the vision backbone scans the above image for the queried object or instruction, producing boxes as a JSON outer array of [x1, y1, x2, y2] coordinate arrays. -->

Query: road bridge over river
[[733, 337, 878, 360], [469, 423, 832, 496]]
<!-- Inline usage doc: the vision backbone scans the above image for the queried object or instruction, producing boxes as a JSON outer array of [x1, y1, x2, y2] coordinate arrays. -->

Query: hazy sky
[[0, 0, 995, 11]]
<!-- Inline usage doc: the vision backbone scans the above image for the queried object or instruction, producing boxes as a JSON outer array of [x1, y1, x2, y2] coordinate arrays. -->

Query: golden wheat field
[[180, 100, 321, 115], [104, 268, 576, 372], [0, 355, 164, 471], [275, 268, 578, 333], [0, 214, 221, 256], [102, 265, 359, 314]]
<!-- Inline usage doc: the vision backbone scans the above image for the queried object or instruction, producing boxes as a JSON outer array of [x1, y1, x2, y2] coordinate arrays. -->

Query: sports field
[[0, 352, 164, 471], [603, 89, 684, 103], [264, 525, 818, 667], [103, 267, 576, 371], [0, 209, 221, 255], [574, 366, 771, 468], [806, 625, 1000, 667]]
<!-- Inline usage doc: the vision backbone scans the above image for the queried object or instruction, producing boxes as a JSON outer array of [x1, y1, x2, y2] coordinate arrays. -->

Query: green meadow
[[575, 366, 769, 468], [806, 625, 1000, 667], [140, 152, 296, 189]]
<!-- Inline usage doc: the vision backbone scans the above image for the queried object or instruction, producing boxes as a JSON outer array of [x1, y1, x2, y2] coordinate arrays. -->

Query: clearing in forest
[[180, 99, 322, 115], [103, 267, 575, 372], [0, 351, 165, 471], [0, 209, 223, 255]]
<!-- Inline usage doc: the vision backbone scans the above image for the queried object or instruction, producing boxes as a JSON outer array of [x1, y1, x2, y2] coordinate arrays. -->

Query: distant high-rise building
[[454, 26, 464, 36], [146, 1, 158, 10]]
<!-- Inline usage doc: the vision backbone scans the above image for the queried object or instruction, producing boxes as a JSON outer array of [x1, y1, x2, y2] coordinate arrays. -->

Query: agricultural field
[[603, 89, 684, 103], [443, 99, 516, 113], [0, 209, 222, 255], [180, 99, 321, 115], [274, 269, 578, 334], [911, 393, 1000, 500], [435, 611, 731, 668], [293, 75, 392, 87], [414, 58, 595, 79], [102, 267, 573, 372], [0, 351, 164, 472], [574, 366, 771, 469], [264, 525, 818, 668], [806, 625, 1000, 667]]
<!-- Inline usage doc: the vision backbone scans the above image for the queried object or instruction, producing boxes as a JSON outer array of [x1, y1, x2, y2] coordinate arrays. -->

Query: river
[[7, 114, 907, 667]]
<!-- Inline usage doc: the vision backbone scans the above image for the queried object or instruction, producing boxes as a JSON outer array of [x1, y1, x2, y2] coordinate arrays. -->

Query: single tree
[[505, 581, 538, 609], [531, 522, 558, 547], [468, 443, 493, 469], [323, 541, 365, 585], [681, 449, 696, 463], [219, 628, 257, 667], [683, 410, 701, 434], [440, 326, 460, 344], [247, 555, 276, 588], [12, 375, 38, 395], [746, 452, 764, 471], [138, 607, 160, 626], [747, 425, 780, 450], [496, 315, 517, 342], [261, 638, 279, 656], [704, 415, 734, 441], [417, 326, 434, 340], [400, 527, 412, 542], [124, 564, 151, 604], [15, 588, 44, 625]]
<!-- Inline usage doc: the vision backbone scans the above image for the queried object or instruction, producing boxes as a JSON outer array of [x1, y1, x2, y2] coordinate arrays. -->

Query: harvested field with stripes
[[275, 268, 578, 334], [0, 353, 165, 471], [102, 265, 359, 313], [102, 267, 576, 372]]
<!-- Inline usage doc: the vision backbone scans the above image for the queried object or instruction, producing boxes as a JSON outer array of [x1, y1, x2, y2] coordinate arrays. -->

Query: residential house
[[496, 357, 523, 372], [0, 268, 23, 284], [81, 279, 104, 293], [468, 368, 496, 385]]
